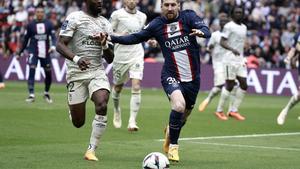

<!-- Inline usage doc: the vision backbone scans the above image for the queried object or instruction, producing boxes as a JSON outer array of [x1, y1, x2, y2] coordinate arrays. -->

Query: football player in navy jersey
[[96, 0, 210, 162], [17, 4, 56, 103], [277, 32, 300, 125]]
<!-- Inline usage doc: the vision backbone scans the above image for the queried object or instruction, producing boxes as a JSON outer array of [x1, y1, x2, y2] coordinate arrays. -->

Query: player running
[[277, 32, 300, 125], [56, 0, 114, 161], [110, 0, 147, 131], [214, 5, 248, 121], [96, 0, 211, 162], [198, 13, 229, 115]]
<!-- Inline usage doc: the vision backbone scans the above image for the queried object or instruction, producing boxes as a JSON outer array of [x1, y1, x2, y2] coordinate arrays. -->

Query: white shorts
[[112, 61, 144, 85], [213, 63, 225, 86], [66, 69, 110, 105], [224, 63, 247, 80]]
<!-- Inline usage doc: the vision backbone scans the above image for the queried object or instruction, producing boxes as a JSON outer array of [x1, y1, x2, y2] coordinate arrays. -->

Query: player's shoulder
[[111, 8, 123, 16], [136, 10, 147, 19], [181, 9, 197, 16]]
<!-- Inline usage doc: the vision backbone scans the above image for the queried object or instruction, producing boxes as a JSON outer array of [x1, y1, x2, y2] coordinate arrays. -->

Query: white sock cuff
[[95, 115, 107, 122], [131, 89, 141, 94]]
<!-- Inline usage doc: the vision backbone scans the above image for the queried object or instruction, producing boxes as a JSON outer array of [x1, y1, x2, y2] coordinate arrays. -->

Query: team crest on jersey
[[61, 20, 69, 30], [170, 25, 177, 35]]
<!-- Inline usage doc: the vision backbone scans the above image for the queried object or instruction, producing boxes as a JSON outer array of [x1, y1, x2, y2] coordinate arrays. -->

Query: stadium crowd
[[0, 0, 299, 69]]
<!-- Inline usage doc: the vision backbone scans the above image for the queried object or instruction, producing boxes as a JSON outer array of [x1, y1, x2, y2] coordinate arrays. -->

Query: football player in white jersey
[[277, 32, 300, 125], [198, 13, 229, 116], [56, 0, 114, 161], [110, 0, 147, 131], [214, 5, 248, 121]]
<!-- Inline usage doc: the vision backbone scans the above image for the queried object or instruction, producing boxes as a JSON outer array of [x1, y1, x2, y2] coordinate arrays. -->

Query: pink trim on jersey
[[163, 24, 168, 39]]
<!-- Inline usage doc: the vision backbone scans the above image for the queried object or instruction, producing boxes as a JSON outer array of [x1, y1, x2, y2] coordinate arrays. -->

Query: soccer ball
[[142, 152, 170, 169]]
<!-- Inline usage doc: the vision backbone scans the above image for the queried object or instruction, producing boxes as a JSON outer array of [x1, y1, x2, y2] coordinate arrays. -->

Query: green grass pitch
[[0, 81, 300, 169]]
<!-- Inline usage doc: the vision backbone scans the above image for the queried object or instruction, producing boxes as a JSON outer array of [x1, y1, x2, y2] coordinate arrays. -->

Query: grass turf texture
[[0, 81, 299, 169]]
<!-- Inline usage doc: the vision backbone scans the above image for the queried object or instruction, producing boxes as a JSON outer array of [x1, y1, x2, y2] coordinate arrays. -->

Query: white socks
[[217, 88, 230, 112], [129, 90, 141, 124], [285, 94, 300, 111], [88, 115, 107, 151], [231, 88, 246, 112], [112, 88, 120, 112], [207, 86, 221, 102]]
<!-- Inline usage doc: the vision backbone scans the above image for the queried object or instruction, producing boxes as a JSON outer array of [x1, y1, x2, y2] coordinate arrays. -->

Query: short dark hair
[[230, 5, 244, 17], [161, 0, 180, 3]]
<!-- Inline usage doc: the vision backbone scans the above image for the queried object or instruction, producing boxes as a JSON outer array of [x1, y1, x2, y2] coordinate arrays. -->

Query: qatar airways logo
[[165, 36, 190, 50]]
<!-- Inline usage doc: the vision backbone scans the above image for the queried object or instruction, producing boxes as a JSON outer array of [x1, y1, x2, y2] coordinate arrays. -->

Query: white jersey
[[110, 8, 147, 63], [222, 21, 247, 64], [59, 11, 113, 75], [207, 30, 226, 67]]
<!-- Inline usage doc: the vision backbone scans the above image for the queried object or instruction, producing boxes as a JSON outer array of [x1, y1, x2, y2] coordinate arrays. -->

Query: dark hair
[[36, 3, 44, 9], [230, 5, 244, 17], [161, 0, 180, 3]]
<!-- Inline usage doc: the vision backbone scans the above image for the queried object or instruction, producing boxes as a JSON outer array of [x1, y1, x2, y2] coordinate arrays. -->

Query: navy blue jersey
[[111, 10, 210, 82], [20, 19, 56, 58]]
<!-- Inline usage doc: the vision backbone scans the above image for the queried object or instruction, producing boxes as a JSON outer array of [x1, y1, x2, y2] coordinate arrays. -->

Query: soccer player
[[56, 0, 114, 161], [110, 0, 147, 131], [17, 5, 56, 103], [198, 13, 229, 114], [214, 5, 248, 121], [100, 0, 211, 162], [277, 32, 300, 125]]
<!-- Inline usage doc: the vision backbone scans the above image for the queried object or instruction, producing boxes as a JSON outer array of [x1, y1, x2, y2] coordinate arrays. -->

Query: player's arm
[[49, 22, 57, 53], [17, 24, 31, 57], [102, 42, 114, 64], [56, 35, 90, 70], [188, 10, 211, 38], [220, 37, 239, 56]]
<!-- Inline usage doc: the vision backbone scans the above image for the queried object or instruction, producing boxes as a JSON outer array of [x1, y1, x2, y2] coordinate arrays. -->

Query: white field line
[[190, 142, 300, 151], [157, 132, 300, 142]]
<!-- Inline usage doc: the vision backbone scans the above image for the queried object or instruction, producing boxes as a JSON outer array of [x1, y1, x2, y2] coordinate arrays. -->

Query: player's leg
[[128, 78, 141, 131], [26, 54, 37, 102], [168, 89, 185, 162], [199, 66, 225, 112], [0, 71, 5, 89], [84, 73, 110, 161], [215, 64, 237, 120], [41, 58, 52, 103], [228, 67, 247, 120], [277, 92, 300, 125], [111, 63, 128, 128], [127, 62, 143, 131], [112, 83, 123, 128], [67, 81, 89, 127]]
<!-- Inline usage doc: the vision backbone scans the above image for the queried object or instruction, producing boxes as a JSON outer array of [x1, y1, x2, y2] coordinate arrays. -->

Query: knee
[[226, 85, 234, 91], [95, 101, 107, 116], [72, 119, 85, 128], [239, 83, 248, 91], [172, 101, 185, 113], [132, 83, 141, 93]]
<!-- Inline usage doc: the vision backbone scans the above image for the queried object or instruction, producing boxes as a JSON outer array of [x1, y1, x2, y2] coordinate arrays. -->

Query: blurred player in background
[[198, 13, 230, 117], [56, 0, 114, 161], [0, 71, 4, 89], [110, 0, 147, 131], [277, 32, 300, 125], [104, 0, 210, 162], [214, 5, 248, 121], [17, 4, 56, 103]]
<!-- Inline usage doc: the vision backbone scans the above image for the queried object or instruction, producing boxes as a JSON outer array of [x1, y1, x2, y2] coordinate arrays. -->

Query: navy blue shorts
[[161, 75, 200, 110], [27, 53, 51, 68]]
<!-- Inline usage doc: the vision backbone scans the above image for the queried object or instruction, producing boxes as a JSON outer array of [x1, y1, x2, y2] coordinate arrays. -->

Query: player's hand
[[48, 46, 56, 53], [284, 57, 291, 65], [189, 29, 204, 37], [147, 39, 158, 47], [77, 57, 90, 71], [92, 32, 108, 46], [231, 49, 240, 56]]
